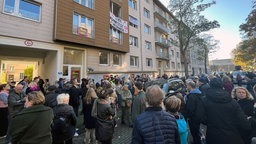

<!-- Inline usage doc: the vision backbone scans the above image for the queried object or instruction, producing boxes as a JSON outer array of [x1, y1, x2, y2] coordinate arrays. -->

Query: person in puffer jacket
[[132, 85, 180, 144]]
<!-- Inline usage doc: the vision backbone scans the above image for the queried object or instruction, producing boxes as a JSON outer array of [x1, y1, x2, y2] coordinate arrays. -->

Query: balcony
[[155, 38, 171, 48], [154, 22, 169, 34], [156, 52, 171, 60], [154, 9, 168, 23]]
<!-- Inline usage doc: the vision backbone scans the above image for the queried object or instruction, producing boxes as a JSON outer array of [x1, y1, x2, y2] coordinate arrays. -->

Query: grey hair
[[186, 79, 196, 88], [146, 85, 164, 107], [57, 93, 70, 104]]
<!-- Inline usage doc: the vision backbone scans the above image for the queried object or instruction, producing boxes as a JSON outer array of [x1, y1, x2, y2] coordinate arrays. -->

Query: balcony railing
[[155, 38, 171, 48], [154, 8, 168, 22], [156, 52, 170, 60], [154, 22, 169, 34]]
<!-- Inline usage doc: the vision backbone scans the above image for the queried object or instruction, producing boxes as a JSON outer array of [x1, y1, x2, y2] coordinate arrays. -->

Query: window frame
[[3, 0, 42, 22], [144, 8, 150, 18], [128, 0, 137, 10], [144, 24, 151, 34], [146, 58, 153, 67], [74, 0, 94, 9], [130, 56, 139, 67], [73, 12, 94, 38], [129, 35, 138, 47], [113, 53, 122, 66], [99, 51, 110, 65], [145, 41, 152, 50]]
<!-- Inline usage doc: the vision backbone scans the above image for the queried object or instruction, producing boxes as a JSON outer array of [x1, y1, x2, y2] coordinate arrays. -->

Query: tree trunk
[[204, 51, 208, 74], [181, 51, 189, 78]]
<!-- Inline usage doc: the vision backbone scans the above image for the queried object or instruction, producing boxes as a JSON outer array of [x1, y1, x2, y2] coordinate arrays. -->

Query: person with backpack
[[52, 93, 77, 144], [165, 96, 188, 144]]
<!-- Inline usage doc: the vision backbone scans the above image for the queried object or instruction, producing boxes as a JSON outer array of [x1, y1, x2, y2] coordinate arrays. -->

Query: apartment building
[[153, 0, 183, 77], [128, 0, 156, 77], [0, 0, 129, 83]]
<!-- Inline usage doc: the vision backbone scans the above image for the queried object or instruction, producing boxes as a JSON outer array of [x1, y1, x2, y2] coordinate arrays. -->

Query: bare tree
[[168, 0, 220, 77]]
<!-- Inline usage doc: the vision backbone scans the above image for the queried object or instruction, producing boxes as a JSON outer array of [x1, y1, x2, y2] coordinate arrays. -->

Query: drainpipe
[[138, 0, 143, 73]]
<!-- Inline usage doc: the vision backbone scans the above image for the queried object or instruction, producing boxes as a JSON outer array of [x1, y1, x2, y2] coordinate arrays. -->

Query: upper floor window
[[171, 62, 175, 69], [128, 0, 137, 10], [144, 8, 150, 18], [73, 13, 94, 38], [74, 0, 94, 9], [144, 24, 151, 34], [145, 41, 151, 50], [176, 52, 180, 58], [109, 27, 122, 44], [10, 66, 14, 71], [129, 35, 138, 47], [3, 0, 41, 21], [113, 53, 122, 66], [110, 2, 121, 17], [99, 51, 109, 65], [146, 58, 152, 67], [129, 15, 138, 28], [130, 56, 139, 67], [171, 50, 174, 56]]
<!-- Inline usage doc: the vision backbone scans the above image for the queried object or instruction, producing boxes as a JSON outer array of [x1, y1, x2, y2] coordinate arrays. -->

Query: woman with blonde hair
[[83, 82, 97, 144], [165, 96, 188, 144], [231, 87, 254, 117], [9, 91, 53, 143]]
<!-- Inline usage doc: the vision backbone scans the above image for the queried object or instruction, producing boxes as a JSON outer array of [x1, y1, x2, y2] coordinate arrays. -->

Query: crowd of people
[[0, 72, 256, 144]]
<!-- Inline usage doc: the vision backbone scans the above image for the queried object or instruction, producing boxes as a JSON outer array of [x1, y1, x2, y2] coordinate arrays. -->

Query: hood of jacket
[[206, 88, 232, 104]]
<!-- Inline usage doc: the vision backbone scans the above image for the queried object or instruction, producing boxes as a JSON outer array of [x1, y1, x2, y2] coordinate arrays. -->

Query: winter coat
[[9, 105, 53, 144], [185, 88, 202, 122], [132, 107, 180, 144], [222, 81, 234, 96], [238, 98, 255, 117], [132, 91, 146, 123], [52, 104, 77, 143], [83, 98, 96, 129], [205, 87, 251, 144], [8, 90, 26, 118], [69, 86, 82, 107]]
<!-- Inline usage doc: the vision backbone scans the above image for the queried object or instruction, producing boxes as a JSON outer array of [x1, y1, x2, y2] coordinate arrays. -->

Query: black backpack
[[52, 115, 69, 134]]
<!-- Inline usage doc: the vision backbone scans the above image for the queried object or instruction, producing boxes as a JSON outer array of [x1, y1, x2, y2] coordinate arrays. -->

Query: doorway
[[63, 65, 82, 83]]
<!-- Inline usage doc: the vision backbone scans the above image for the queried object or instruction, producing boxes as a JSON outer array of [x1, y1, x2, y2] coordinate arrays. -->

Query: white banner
[[110, 12, 128, 33]]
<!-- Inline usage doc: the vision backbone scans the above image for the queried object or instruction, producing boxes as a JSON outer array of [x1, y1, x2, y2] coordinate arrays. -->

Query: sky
[[160, 0, 253, 60]]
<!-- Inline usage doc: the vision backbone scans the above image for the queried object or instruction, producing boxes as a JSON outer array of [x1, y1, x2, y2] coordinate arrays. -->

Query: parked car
[[232, 70, 246, 84]]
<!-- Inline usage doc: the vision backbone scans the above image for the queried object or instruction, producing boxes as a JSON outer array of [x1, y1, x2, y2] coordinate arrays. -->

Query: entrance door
[[63, 65, 82, 83]]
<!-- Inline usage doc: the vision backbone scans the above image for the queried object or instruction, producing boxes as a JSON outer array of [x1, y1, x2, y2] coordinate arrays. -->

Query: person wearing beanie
[[198, 77, 210, 96]]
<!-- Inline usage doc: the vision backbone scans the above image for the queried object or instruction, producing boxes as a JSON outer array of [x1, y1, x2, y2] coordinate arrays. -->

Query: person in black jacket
[[69, 79, 82, 116], [204, 78, 251, 144], [52, 93, 77, 144], [44, 85, 58, 108], [185, 79, 203, 144], [132, 85, 180, 144]]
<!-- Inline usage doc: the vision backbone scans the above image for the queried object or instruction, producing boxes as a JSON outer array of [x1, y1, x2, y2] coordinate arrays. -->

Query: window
[[171, 50, 174, 56], [144, 24, 150, 34], [73, 13, 94, 38], [74, 0, 94, 9], [145, 41, 151, 50], [144, 8, 150, 18], [10, 66, 14, 71], [99, 51, 109, 65], [129, 35, 138, 47], [166, 61, 170, 69], [110, 27, 122, 44], [20, 73, 25, 79], [130, 56, 139, 67], [177, 63, 181, 69], [110, 2, 121, 17], [145, 0, 149, 3], [64, 49, 83, 65], [129, 15, 138, 28], [171, 62, 175, 69], [146, 58, 152, 67], [113, 53, 122, 66], [2, 63, 6, 70], [3, 0, 41, 21], [176, 52, 180, 58], [128, 0, 136, 10]]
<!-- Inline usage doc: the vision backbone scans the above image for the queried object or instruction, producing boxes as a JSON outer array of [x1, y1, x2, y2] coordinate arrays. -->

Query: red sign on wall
[[24, 40, 33, 46]]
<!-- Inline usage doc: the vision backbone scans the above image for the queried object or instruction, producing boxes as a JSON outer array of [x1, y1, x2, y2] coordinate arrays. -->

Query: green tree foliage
[[24, 66, 33, 81], [234, 0, 256, 71], [168, 0, 220, 77]]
